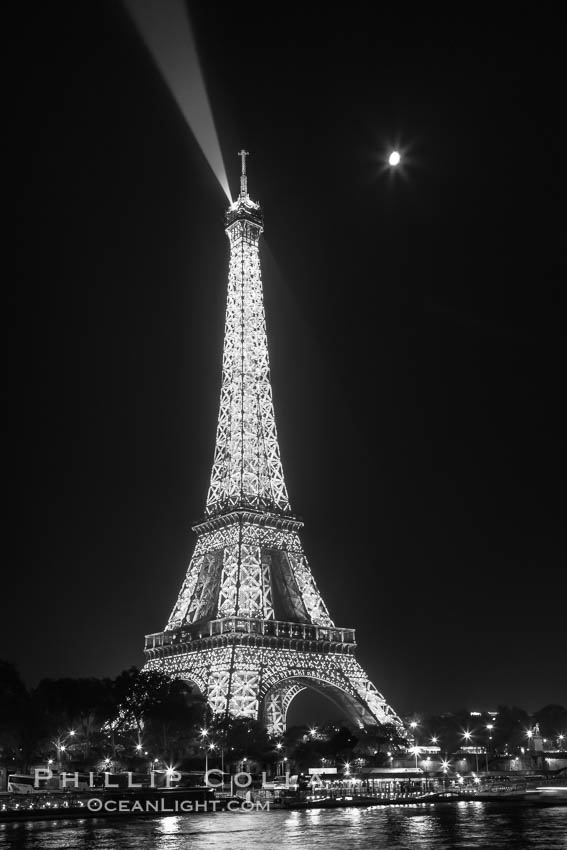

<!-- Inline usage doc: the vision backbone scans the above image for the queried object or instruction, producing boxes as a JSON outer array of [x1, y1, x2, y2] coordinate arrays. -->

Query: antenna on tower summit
[[238, 149, 249, 197]]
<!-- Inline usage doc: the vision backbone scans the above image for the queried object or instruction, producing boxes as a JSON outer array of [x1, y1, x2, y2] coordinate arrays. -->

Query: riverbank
[[1, 784, 565, 822], [282, 790, 567, 810]]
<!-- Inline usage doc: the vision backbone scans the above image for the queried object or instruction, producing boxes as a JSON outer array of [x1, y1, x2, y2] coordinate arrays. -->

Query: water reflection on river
[[0, 802, 566, 849]]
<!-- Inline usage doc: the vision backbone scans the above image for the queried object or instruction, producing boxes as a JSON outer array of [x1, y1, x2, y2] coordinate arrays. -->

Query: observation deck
[[225, 194, 263, 231], [144, 617, 357, 659]]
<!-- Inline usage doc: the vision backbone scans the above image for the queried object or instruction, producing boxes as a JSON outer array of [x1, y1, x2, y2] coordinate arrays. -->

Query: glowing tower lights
[[143, 152, 403, 736]]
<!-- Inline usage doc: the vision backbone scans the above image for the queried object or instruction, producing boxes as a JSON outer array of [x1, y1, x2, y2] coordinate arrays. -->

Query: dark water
[[0, 803, 566, 850]]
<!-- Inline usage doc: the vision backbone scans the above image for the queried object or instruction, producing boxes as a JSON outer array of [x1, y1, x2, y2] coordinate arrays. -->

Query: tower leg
[[262, 682, 306, 736]]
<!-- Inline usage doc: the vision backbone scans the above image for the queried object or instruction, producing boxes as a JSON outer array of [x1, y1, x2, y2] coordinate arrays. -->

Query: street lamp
[[53, 738, 66, 768], [205, 742, 216, 776], [275, 742, 284, 776], [440, 758, 450, 787], [462, 731, 479, 773], [485, 724, 494, 773]]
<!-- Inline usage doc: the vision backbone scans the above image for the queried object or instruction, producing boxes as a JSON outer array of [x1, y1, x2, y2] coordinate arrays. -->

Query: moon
[[388, 151, 401, 167]]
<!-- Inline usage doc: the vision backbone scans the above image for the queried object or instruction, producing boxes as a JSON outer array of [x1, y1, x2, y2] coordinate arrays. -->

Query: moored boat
[[0, 786, 251, 821]]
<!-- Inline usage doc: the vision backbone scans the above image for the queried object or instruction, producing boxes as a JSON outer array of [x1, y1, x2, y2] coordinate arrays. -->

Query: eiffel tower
[[144, 152, 402, 735]]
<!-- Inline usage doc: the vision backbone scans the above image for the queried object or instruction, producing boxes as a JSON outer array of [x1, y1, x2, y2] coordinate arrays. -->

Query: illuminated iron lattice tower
[[144, 152, 402, 734]]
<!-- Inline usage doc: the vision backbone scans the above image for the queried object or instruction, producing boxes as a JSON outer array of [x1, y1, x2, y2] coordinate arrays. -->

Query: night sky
[[8, 4, 565, 718]]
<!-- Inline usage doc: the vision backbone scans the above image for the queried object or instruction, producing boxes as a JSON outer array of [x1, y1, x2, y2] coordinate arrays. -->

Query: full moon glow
[[388, 151, 401, 167]]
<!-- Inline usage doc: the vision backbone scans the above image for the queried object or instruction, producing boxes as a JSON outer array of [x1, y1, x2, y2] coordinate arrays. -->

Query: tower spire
[[238, 149, 249, 198], [207, 151, 289, 516]]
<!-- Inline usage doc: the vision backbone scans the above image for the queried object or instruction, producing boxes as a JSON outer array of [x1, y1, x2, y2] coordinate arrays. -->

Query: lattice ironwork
[[206, 175, 290, 517], [165, 513, 333, 631], [145, 642, 402, 734], [263, 682, 306, 736], [145, 154, 402, 734]]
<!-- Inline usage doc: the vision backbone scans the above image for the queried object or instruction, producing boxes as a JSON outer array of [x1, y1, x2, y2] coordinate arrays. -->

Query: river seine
[[1, 803, 566, 849]]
